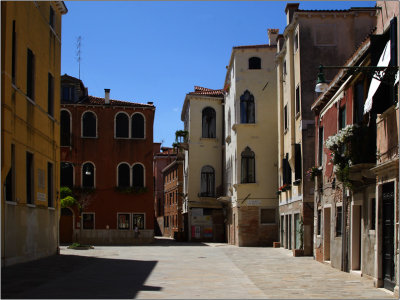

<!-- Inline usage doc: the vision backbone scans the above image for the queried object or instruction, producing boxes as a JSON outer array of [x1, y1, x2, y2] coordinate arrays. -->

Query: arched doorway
[[60, 207, 74, 244]]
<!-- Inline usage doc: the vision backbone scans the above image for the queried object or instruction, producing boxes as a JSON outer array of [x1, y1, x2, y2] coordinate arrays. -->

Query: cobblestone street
[[1, 238, 396, 299]]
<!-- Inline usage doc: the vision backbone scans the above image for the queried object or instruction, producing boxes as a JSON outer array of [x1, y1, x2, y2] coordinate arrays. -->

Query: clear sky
[[61, 1, 376, 147]]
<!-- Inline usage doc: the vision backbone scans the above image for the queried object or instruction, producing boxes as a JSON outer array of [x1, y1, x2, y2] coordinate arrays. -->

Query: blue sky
[[61, 1, 376, 147]]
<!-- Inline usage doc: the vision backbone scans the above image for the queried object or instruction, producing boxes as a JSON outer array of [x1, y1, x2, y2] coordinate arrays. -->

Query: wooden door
[[60, 208, 73, 244]]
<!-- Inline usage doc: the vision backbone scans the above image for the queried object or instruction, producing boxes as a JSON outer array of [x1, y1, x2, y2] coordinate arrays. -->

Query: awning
[[363, 40, 391, 115]]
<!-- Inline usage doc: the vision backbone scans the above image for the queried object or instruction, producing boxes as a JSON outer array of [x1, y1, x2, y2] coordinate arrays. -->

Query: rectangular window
[[283, 60, 287, 75], [47, 162, 53, 207], [354, 81, 364, 124], [336, 206, 342, 237], [295, 85, 300, 115], [27, 48, 35, 100], [294, 143, 302, 180], [317, 209, 321, 235], [49, 5, 55, 29], [133, 213, 145, 230], [26, 152, 34, 204], [284, 105, 288, 130], [12, 20, 16, 84], [339, 106, 346, 130], [260, 208, 276, 224], [370, 198, 376, 230], [294, 32, 298, 52], [82, 213, 95, 229], [62, 86, 75, 102], [5, 144, 15, 202], [48, 73, 54, 116], [318, 127, 324, 166], [118, 213, 130, 230]]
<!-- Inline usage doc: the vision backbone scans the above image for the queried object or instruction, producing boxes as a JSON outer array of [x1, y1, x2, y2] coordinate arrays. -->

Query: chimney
[[267, 29, 279, 46], [104, 88, 110, 104], [285, 3, 300, 24], [147, 101, 153, 105]]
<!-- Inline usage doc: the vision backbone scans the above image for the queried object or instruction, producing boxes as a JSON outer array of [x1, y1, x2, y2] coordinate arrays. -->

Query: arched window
[[241, 147, 255, 183], [61, 162, 74, 188], [131, 113, 144, 138], [249, 57, 261, 69], [115, 112, 129, 138], [200, 165, 215, 197], [82, 162, 95, 188], [82, 111, 97, 137], [118, 163, 130, 187], [240, 90, 255, 124], [60, 110, 71, 146], [202, 107, 216, 138], [132, 164, 144, 188]]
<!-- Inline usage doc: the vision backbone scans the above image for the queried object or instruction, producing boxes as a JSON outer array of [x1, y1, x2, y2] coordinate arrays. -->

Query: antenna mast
[[76, 36, 82, 79]]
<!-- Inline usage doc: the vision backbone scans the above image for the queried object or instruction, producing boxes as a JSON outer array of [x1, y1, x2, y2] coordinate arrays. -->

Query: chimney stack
[[267, 29, 279, 46], [104, 89, 110, 104]]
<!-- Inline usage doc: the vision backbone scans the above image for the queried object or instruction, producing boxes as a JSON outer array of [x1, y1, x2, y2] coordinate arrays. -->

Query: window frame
[[82, 212, 95, 230], [318, 127, 324, 166], [60, 109, 72, 146], [295, 85, 300, 116], [47, 162, 54, 207], [47, 73, 54, 117], [317, 208, 322, 236], [131, 112, 146, 139], [369, 198, 376, 231], [60, 162, 74, 188], [81, 161, 95, 188], [114, 111, 130, 139], [26, 48, 35, 101], [26, 151, 34, 205], [240, 90, 255, 124], [132, 213, 145, 230], [117, 213, 131, 230], [241, 147, 256, 184], [284, 104, 288, 131], [12, 20, 16, 85], [49, 5, 55, 29], [339, 105, 346, 130], [117, 162, 131, 188], [201, 107, 216, 138], [81, 110, 98, 138], [248, 57, 261, 70], [200, 165, 215, 197], [132, 163, 145, 188], [336, 204, 342, 237]]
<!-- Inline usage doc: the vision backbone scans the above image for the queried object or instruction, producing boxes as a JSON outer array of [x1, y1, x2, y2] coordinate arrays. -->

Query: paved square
[[1, 238, 395, 299]]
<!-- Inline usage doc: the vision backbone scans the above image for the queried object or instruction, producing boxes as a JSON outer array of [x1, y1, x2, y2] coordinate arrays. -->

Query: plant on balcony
[[306, 166, 322, 181], [325, 124, 375, 188], [279, 183, 291, 192]]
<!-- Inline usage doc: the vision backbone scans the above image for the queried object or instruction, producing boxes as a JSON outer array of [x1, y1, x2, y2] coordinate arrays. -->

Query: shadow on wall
[[1, 254, 160, 299]]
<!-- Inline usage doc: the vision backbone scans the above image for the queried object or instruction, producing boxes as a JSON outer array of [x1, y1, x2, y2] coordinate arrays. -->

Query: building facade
[[162, 154, 184, 239], [221, 33, 279, 247], [276, 3, 377, 256], [311, 1, 398, 295], [1, 1, 67, 266], [181, 86, 225, 242], [153, 145, 176, 236], [59, 75, 155, 245]]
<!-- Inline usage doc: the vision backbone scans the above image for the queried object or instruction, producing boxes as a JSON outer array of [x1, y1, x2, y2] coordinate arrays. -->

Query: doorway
[[351, 205, 361, 270], [60, 207, 73, 244], [323, 207, 331, 261], [288, 215, 292, 250], [382, 183, 395, 291]]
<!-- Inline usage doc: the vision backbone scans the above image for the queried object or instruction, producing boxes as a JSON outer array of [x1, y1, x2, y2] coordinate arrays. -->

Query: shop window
[[133, 214, 145, 229], [202, 107, 216, 138], [82, 213, 94, 229], [240, 90, 255, 124], [115, 112, 129, 138], [241, 147, 255, 183], [117, 163, 130, 188], [60, 110, 71, 146], [260, 208, 276, 224], [60, 162, 73, 188], [131, 113, 144, 138], [82, 162, 94, 188], [82, 111, 97, 137], [118, 213, 130, 230], [132, 164, 144, 188], [200, 166, 215, 197], [249, 57, 261, 69]]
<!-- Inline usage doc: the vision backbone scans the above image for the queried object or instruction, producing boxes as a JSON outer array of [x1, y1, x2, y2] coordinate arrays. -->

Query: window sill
[[27, 204, 36, 208], [26, 96, 36, 105], [81, 136, 98, 139], [114, 137, 130, 140], [200, 137, 218, 142], [131, 137, 146, 140], [260, 223, 276, 225], [6, 201, 17, 206], [48, 207, 55, 211]]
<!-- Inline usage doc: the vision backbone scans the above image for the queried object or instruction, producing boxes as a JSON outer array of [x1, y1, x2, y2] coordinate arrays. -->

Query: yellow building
[[1, 1, 67, 266]]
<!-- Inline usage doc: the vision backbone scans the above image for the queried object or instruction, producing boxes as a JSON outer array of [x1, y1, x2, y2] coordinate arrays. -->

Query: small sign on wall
[[246, 199, 261, 206], [37, 192, 46, 201]]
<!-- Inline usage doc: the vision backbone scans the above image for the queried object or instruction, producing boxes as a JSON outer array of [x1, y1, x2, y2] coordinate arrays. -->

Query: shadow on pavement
[[1, 254, 160, 299]]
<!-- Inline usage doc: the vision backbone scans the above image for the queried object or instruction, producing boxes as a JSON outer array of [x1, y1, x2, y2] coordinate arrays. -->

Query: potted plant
[[306, 166, 322, 181]]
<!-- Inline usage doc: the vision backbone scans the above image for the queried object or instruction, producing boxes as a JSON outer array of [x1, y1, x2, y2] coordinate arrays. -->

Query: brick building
[[59, 74, 155, 244], [153, 145, 176, 236], [162, 152, 184, 239]]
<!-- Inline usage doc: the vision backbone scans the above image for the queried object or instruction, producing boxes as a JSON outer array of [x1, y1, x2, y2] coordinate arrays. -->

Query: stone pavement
[[1, 238, 396, 299]]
